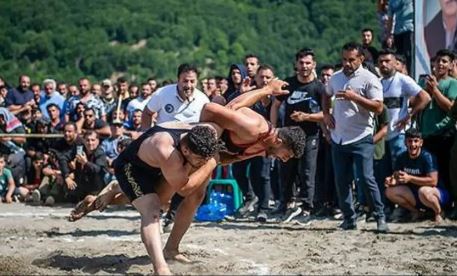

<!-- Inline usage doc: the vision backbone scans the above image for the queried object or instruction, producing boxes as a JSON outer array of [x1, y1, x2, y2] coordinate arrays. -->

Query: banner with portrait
[[415, 0, 457, 79]]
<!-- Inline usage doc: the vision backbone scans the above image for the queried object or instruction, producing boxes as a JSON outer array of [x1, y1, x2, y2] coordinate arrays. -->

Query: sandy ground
[[0, 202, 457, 275]]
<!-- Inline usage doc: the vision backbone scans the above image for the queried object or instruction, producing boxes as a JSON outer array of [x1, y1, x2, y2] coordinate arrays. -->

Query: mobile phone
[[76, 145, 84, 155], [418, 74, 429, 83]]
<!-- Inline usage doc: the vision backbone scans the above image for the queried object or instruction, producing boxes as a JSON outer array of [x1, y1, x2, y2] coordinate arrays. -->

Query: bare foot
[[163, 249, 192, 263], [434, 213, 443, 225], [154, 266, 172, 275], [68, 195, 97, 222], [94, 181, 118, 211]]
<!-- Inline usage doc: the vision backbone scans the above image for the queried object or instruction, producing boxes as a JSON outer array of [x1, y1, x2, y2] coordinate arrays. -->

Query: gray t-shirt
[[326, 66, 383, 145]]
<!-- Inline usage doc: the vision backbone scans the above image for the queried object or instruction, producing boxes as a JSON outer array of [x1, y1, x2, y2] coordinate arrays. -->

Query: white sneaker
[[31, 190, 41, 203]]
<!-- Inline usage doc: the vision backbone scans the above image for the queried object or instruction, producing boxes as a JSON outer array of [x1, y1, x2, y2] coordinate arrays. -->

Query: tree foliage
[[0, 0, 379, 84]]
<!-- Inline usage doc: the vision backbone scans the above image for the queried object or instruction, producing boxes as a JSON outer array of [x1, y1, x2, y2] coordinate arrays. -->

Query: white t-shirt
[[126, 96, 150, 117], [381, 72, 421, 140], [326, 66, 383, 145], [146, 84, 209, 124]]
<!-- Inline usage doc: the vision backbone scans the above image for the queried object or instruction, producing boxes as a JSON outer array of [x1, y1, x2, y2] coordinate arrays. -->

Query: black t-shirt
[[276, 77, 324, 136]]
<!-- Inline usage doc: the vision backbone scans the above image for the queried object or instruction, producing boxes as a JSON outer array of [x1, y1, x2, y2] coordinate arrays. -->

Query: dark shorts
[[409, 185, 450, 210], [114, 161, 158, 202]]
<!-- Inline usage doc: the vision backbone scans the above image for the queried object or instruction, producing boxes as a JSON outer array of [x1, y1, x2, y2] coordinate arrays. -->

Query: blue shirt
[[394, 149, 443, 187], [388, 0, 414, 34], [5, 87, 34, 106], [39, 92, 66, 120]]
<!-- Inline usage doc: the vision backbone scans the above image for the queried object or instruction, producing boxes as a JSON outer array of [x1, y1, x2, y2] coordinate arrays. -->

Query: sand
[[0, 202, 456, 275]]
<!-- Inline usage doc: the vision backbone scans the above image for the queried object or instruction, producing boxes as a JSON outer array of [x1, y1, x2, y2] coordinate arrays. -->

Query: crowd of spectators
[[0, 0, 456, 231]]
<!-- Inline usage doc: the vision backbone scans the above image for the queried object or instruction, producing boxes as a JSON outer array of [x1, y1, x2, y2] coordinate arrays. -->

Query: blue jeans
[[331, 135, 385, 223], [387, 134, 406, 172]]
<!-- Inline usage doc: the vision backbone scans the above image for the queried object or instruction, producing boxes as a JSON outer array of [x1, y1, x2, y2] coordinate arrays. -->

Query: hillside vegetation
[[0, 0, 379, 84]]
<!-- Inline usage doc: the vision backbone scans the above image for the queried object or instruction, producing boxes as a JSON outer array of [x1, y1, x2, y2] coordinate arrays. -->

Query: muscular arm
[[141, 135, 217, 196], [200, 103, 263, 139], [405, 171, 438, 187], [225, 79, 288, 110]]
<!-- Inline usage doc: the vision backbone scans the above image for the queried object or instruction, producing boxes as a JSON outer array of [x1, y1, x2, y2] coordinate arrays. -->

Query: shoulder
[[3, 168, 12, 178], [193, 89, 210, 103]]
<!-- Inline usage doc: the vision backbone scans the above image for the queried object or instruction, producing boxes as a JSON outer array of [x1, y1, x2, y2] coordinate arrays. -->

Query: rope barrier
[[0, 133, 64, 138]]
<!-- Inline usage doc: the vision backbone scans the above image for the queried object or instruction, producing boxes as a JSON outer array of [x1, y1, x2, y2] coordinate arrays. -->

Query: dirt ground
[[0, 202, 456, 275]]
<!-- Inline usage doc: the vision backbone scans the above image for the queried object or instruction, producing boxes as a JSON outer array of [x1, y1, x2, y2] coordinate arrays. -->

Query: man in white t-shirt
[[377, 49, 431, 168], [141, 64, 209, 130], [125, 82, 153, 118]]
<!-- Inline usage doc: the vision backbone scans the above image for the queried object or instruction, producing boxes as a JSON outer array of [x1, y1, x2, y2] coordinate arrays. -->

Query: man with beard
[[65, 78, 106, 122], [323, 42, 389, 232], [377, 49, 430, 170], [271, 48, 325, 221], [141, 64, 209, 130]]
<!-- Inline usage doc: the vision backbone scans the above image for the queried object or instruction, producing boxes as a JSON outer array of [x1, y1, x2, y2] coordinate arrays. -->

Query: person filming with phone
[[62, 130, 108, 203]]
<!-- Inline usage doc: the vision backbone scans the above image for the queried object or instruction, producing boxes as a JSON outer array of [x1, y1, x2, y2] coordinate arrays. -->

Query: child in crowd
[[385, 128, 450, 223], [0, 154, 16, 203]]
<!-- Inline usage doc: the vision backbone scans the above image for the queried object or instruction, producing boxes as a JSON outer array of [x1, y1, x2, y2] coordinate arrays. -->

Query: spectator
[[78, 107, 111, 139], [232, 64, 276, 222], [323, 42, 388, 232], [377, 49, 431, 171], [39, 79, 65, 120], [387, 0, 414, 73], [126, 82, 153, 117], [6, 75, 35, 121], [141, 63, 209, 129], [100, 79, 117, 121], [147, 77, 158, 92], [271, 48, 324, 221], [206, 77, 218, 98], [124, 109, 143, 140], [319, 64, 335, 86], [91, 83, 102, 98], [65, 78, 106, 122], [36, 149, 65, 206], [418, 49, 457, 201], [101, 121, 127, 183], [0, 85, 8, 107], [394, 54, 409, 75], [0, 108, 26, 186], [65, 130, 108, 203], [449, 99, 457, 219], [385, 128, 450, 223], [46, 103, 64, 133], [244, 53, 261, 80], [51, 122, 84, 193], [115, 77, 130, 114], [224, 64, 248, 102], [18, 152, 45, 203], [361, 28, 379, 64], [31, 83, 41, 106], [0, 154, 16, 203], [68, 84, 79, 97], [200, 78, 209, 95], [216, 76, 229, 96], [57, 82, 69, 98]]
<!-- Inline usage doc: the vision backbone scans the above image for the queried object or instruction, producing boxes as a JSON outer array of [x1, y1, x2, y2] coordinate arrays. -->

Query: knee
[[385, 187, 399, 200], [418, 187, 435, 202]]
